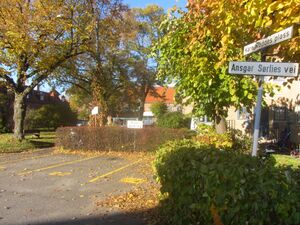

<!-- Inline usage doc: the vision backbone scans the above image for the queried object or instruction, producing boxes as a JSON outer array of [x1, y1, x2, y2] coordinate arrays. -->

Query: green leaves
[[154, 140, 300, 225], [154, 0, 299, 124]]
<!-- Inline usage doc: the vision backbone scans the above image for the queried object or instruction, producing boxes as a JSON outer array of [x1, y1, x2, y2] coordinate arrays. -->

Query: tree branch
[[23, 51, 85, 96], [0, 73, 17, 91]]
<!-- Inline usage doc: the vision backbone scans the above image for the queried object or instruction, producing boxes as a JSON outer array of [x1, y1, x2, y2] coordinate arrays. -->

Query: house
[[143, 86, 192, 125], [146, 81, 300, 145], [0, 86, 66, 131], [26, 89, 63, 110], [227, 78, 300, 144]]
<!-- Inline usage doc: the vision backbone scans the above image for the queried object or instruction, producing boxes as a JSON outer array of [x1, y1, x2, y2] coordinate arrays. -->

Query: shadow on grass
[[24, 209, 159, 225], [29, 139, 55, 148]]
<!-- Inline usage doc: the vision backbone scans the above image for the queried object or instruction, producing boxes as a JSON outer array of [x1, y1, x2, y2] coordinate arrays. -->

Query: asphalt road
[[0, 149, 149, 225]]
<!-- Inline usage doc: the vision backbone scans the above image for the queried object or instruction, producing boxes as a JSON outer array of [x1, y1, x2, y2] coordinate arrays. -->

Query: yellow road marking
[[49, 171, 72, 177], [19, 156, 98, 175], [120, 177, 146, 184], [88, 159, 143, 183], [0, 154, 53, 166]]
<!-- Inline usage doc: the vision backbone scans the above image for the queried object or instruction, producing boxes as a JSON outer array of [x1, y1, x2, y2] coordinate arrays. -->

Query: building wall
[[226, 78, 300, 144]]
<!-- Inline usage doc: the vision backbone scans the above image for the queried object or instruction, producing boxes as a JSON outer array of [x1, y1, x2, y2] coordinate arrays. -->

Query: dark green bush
[[150, 102, 168, 118], [230, 129, 252, 154], [26, 104, 77, 130], [0, 92, 9, 133], [157, 112, 190, 129], [154, 140, 300, 225], [56, 126, 194, 152]]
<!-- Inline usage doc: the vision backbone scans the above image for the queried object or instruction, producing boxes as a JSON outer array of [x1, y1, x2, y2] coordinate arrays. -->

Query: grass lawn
[[0, 132, 56, 153], [273, 154, 300, 168]]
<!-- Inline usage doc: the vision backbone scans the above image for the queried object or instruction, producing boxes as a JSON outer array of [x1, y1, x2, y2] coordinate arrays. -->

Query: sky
[[124, 0, 187, 11]]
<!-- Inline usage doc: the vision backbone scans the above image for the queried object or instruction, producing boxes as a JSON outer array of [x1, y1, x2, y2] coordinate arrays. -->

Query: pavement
[[0, 149, 151, 225]]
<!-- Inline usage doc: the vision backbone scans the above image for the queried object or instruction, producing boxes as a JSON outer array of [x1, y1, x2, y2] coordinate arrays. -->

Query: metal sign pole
[[251, 76, 264, 156], [251, 52, 266, 156], [229, 26, 297, 156]]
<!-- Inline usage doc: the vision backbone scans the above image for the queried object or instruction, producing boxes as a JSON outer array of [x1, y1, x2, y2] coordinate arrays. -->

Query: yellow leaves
[[210, 204, 224, 225], [221, 35, 229, 47], [120, 177, 147, 185], [264, 17, 273, 27], [267, 1, 286, 15], [250, 7, 258, 17]]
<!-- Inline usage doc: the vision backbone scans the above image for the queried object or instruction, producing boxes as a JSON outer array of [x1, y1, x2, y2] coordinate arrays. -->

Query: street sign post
[[229, 25, 297, 156], [243, 26, 294, 55], [91, 106, 99, 115], [127, 120, 143, 129], [229, 62, 299, 77]]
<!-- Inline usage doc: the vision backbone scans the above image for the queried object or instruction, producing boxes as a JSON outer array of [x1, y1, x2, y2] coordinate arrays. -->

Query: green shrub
[[230, 129, 252, 154], [196, 123, 215, 135], [194, 125, 251, 153], [56, 126, 194, 152], [154, 140, 300, 225], [150, 102, 168, 118], [26, 104, 77, 130], [157, 112, 190, 129], [193, 132, 233, 150], [0, 92, 9, 133]]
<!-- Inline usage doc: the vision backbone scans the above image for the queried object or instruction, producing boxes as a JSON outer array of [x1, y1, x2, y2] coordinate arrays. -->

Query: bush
[[154, 140, 300, 225], [26, 104, 77, 130], [150, 102, 168, 118], [0, 93, 9, 133], [157, 112, 190, 129], [194, 124, 233, 150], [229, 129, 252, 154], [56, 126, 194, 152], [194, 125, 252, 153]]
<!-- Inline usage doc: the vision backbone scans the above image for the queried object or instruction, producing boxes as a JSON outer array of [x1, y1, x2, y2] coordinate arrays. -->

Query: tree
[[150, 102, 168, 118], [0, 0, 93, 140], [58, 4, 166, 125], [26, 104, 77, 130], [67, 84, 92, 120], [154, 0, 299, 133], [126, 5, 165, 120], [74, 0, 133, 126]]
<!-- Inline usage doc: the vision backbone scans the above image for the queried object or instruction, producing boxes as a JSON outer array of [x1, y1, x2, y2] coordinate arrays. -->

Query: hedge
[[56, 126, 194, 152], [154, 140, 300, 225]]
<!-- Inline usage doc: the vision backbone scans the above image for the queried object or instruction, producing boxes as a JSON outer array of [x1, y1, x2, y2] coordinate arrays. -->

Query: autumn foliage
[[56, 126, 194, 152]]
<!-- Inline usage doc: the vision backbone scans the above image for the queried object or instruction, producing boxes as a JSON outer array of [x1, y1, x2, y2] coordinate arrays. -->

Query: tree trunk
[[13, 94, 26, 141], [215, 116, 227, 134], [138, 87, 149, 121]]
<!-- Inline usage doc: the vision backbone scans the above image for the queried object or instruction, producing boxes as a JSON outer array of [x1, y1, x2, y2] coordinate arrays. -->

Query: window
[[273, 107, 287, 121], [237, 107, 250, 120], [40, 94, 44, 101], [199, 116, 212, 123], [296, 104, 300, 124]]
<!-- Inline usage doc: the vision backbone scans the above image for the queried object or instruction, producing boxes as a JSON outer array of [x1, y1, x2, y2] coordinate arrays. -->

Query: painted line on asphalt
[[19, 156, 99, 175], [120, 177, 147, 184], [87, 159, 143, 184], [0, 154, 54, 166]]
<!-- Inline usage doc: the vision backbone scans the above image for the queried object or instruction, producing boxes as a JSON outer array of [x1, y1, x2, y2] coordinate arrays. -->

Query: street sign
[[229, 61, 299, 77], [127, 120, 143, 129], [91, 106, 99, 115], [243, 26, 294, 55]]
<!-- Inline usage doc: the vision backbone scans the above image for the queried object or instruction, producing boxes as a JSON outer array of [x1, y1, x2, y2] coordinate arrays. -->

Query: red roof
[[145, 87, 175, 104]]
